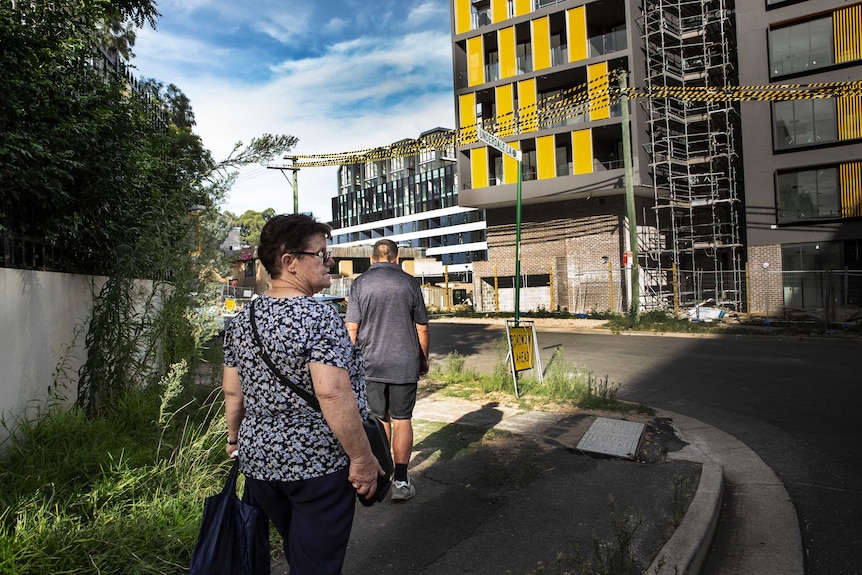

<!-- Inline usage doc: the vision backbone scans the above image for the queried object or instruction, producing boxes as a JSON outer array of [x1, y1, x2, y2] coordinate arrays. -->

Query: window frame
[[775, 165, 841, 224], [771, 98, 837, 151], [768, 14, 834, 79]]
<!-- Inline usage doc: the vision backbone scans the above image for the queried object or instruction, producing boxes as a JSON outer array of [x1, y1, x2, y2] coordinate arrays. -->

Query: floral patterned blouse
[[223, 294, 368, 482]]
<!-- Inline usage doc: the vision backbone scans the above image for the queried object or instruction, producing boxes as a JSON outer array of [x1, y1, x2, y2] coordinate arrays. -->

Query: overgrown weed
[[431, 346, 652, 415], [529, 497, 644, 575], [0, 362, 227, 574], [671, 474, 693, 527]]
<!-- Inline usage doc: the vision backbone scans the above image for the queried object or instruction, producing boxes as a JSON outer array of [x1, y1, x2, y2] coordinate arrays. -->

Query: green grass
[[0, 362, 227, 575], [429, 347, 653, 416], [600, 310, 861, 337]]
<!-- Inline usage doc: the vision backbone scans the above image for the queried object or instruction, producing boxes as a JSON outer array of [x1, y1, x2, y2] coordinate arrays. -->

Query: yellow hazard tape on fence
[[273, 75, 862, 168]]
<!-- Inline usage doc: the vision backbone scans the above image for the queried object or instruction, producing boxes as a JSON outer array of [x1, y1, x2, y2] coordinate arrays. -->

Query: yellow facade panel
[[840, 162, 862, 218], [588, 61, 610, 121], [492, 0, 508, 23], [537, 135, 556, 180], [499, 26, 517, 79], [838, 96, 862, 140], [518, 78, 538, 133], [467, 36, 484, 87], [471, 147, 489, 189], [454, 0, 471, 36], [496, 84, 515, 136], [834, 4, 862, 64], [532, 17, 551, 71], [567, 7, 587, 63], [459, 93, 477, 144], [503, 140, 521, 184], [572, 129, 593, 175], [514, 0, 532, 17]]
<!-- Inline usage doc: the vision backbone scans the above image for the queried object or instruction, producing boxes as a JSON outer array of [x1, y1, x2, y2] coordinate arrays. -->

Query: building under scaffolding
[[640, 0, 745, 311]]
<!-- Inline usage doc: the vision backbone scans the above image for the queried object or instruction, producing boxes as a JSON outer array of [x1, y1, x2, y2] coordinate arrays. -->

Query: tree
[[0, 0, 299, 414], [235, 208, 277, 249]]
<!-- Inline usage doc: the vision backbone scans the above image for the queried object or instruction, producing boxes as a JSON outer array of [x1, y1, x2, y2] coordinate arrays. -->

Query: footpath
[[271, 322, 804, 575]]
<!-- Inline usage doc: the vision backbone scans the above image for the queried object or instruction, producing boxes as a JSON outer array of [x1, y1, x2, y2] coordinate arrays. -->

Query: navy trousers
[[245, 467, 355, 575]]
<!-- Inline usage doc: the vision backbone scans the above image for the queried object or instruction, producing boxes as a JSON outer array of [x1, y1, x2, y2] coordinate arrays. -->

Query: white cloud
[[133, 1, 455, 221], [406, 1, 450, 28], [252, 10, 314, 45], [324, 17, 349, 34]]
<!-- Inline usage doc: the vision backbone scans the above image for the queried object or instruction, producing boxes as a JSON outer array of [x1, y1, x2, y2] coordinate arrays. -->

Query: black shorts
[[365, 381, 417, 420]]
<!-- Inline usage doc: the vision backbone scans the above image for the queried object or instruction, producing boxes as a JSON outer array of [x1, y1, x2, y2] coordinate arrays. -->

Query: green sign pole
[[514, 158, 523, 325], [476, 128, 523, 325]]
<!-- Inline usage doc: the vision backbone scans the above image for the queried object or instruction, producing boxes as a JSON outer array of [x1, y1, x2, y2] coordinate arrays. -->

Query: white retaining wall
[[0, 268, 103, 444]]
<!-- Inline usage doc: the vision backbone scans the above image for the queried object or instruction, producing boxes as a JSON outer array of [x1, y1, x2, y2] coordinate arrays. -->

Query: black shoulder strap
[[248, 299, 321, 412]]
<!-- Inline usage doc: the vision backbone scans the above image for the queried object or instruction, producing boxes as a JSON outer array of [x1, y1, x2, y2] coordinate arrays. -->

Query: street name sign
[[477, 128, 522, 161]]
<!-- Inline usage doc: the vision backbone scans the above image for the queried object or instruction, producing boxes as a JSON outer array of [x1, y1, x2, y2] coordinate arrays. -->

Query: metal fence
[[754, 269, 862, 323], [471, 266, 862, 324], [644, 267, 862, 323]]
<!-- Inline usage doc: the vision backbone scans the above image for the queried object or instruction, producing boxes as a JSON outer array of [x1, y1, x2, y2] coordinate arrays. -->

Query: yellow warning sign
[[509, 326, 534, 372], [224, 298, 237, 312]]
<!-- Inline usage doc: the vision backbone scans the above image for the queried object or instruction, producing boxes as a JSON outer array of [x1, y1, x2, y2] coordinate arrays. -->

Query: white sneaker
[[391, 478, 416, 501]]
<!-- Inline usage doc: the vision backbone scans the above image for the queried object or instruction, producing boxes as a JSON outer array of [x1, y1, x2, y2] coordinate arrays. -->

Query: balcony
[[589, 29, 627, 57]]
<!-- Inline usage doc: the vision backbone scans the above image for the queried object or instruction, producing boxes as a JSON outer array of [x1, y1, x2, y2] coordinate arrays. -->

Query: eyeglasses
[[291, 250, 332, 261]]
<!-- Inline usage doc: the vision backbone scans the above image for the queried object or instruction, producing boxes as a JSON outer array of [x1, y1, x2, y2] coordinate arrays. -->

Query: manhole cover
[[577, 417, 645, 459]]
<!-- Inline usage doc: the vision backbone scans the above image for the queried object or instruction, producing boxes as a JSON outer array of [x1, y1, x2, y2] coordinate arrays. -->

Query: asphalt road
[[428, 322, 862, 575]]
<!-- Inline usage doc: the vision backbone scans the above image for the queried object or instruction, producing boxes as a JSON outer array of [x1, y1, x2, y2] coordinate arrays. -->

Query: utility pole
[[268, 157, 300, 214], [619, 71, 640, 322]]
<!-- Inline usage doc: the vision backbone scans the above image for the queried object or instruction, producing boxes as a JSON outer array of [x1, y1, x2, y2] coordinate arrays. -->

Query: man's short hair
[[372, 239, 398, 263]]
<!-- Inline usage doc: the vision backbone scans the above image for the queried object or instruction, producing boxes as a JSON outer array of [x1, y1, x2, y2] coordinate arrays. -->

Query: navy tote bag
[[189, 459, 270, 575]]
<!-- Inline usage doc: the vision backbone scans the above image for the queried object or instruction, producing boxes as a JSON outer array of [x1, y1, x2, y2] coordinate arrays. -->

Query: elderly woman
[[222, 213, 381, 575]]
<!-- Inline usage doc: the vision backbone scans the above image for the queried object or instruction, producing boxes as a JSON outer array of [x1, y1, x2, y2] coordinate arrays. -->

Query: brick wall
[[747, 244, 784, 316], [472, 196, 641, 313]]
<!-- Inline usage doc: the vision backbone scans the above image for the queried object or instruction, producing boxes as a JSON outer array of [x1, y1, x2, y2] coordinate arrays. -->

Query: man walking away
[[346, 239, 429, 501]]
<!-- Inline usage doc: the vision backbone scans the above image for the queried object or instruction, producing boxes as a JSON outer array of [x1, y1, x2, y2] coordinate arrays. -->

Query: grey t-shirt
[[346, 262, 428, 384]]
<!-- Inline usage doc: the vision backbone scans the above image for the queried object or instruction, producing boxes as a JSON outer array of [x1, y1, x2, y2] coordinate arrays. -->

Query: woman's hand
[[349, 455, 384, 499]]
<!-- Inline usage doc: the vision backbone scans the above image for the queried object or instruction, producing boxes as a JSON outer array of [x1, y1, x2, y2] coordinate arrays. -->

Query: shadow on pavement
[[271, 399, 701, 575]]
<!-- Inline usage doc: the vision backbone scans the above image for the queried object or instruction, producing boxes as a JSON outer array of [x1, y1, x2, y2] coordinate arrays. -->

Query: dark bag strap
[[222, 458, 240, 494], [248, 298, 321, 412]]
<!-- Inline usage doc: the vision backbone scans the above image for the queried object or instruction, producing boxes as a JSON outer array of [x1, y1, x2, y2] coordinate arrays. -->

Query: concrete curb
[[649, 463, 724, 575], [659, 409, 805, 575], [410, 396, 804, 575]]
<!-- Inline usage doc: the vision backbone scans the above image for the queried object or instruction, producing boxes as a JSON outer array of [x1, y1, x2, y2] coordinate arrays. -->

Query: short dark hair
[[372, 239, 398, 263], [258, 214, 331, 278]]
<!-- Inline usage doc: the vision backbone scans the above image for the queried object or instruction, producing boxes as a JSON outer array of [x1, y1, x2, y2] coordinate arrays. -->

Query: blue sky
[[132, 0, 455, 221]]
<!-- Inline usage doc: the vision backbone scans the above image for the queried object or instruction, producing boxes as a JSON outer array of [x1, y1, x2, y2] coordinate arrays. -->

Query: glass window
[[773, 99, 836, 149], [777, 166, 840, 223], [486, 50, 499, 82], [769, 16, 834, 78], [781, 242, 842, 309], [516, 42, 533, 74]]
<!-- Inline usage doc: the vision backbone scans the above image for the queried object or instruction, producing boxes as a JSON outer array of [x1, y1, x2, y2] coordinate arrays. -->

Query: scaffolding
[[640, 0, 745, 312]]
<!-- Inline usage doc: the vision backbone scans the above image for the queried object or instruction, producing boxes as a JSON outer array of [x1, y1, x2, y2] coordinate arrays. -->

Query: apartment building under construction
[[736, 1, 862, 320], [449, 0, 744, 315]]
